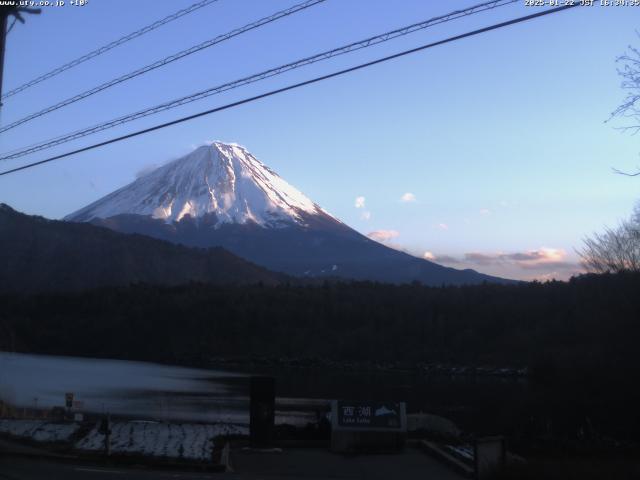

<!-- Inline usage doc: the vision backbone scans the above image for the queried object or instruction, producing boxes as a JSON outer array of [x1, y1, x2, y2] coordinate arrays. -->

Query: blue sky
[[1, 0, 639, 280]]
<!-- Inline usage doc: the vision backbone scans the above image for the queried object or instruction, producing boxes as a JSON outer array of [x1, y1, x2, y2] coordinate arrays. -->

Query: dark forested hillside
[[2, 272, 639, 370], [0, 204, 285, 292]]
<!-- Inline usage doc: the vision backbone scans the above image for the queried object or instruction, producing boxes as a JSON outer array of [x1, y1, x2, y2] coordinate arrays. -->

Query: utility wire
[[0, 0, 326, 134], [1, 0, 221, 101], [0, 0, 517, 160], [0, 4, 579, 178]]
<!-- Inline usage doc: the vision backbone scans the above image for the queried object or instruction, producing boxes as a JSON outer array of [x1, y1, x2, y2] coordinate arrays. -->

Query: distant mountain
[[66, 142, 512, 285], [0, 204, 284, 293]]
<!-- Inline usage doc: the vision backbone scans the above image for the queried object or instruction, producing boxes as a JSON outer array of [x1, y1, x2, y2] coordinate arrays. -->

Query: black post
[[249, 376, 275, 448], [0, 12, 8, 103], [99, 414, 111, 456], [105, 420, 111, 456], [0, 6, 41, 106]]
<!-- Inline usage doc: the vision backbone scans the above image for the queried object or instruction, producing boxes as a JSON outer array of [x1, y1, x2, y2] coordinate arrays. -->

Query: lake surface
[[0, 352, 326, 425], [0, 352, 528, 432]]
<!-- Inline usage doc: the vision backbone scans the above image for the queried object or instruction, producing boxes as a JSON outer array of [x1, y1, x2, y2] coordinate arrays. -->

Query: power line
[[1, 0, 221, 101], [0, 4, 578, 178], [0, 0, 518, 160], [0, 0, 326, 134]]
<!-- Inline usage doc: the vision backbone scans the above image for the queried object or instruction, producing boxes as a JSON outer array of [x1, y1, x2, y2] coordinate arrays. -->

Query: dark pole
[[249, 376, 275, 448], [0, 13, 8, 104], [0, 6, 41, 107]]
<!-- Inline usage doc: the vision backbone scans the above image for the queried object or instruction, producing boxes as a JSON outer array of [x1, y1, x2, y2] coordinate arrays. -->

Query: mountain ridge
[[65, 142, 514, 286], [0, 203, 286, 293]]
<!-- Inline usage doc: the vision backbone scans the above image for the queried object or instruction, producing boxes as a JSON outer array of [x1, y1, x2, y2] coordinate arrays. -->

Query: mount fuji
[[66, 142, 509, 285]]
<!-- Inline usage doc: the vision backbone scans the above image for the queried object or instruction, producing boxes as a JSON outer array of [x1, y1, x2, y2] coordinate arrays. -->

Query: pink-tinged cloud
[[423, 251, 435, 260], [367, 230, 400, 243], [464, 248, 584, 279], [401, 192, 416, 203], [479, 208, 491, 215], [507, 248, 569, 270], [361, 211, 371, 220], [354, 196, 366, 208], [438, 223, 449, 230], [424, 247, 584, 281], [462, 248, 567, 266]]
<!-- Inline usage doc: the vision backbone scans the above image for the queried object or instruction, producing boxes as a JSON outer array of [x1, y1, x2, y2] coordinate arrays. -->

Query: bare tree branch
[[579, 205, 640, 273], [610, 35, 640, 175]]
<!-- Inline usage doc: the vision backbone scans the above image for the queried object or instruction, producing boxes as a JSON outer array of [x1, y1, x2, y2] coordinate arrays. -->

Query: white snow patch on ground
[[75, 421, 248, 461], [0, 419, 80, 443]]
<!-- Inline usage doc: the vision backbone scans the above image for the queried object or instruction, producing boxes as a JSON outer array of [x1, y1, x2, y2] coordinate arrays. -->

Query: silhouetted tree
[[579, 204, 640, 273]]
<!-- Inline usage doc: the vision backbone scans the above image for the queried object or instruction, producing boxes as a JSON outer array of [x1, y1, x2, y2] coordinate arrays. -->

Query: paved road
[[0, 456, 219, 480], [0, 448, 465, 480], [230, 447, 466, 480]]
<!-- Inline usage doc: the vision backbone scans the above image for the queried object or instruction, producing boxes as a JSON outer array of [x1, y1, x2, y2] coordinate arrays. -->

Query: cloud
[[513, 249, 576, 272], [460, 248, 582, 275], [503, 252, 540, 261], [419, 247, 583, 281], [367, 230, 399, 243], [502, 248, 567, 268], [135, 163, 160, 179], [422, 251, 464, 264], [438, 223, 449, 230], [463, 248, 567, 267], [518, 261, 577, 271], [420, 252, 468, 265], [361, 211, 371, 220], [435, 255, 463, 264], [479, 208, 491, 215], [464, 252, 497, 265], [400, 192, 416, 203], [354, 196, 366, 209]]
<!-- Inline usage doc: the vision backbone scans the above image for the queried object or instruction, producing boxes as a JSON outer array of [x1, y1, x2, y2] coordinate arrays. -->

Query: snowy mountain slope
[[66, 142, 336, 227]]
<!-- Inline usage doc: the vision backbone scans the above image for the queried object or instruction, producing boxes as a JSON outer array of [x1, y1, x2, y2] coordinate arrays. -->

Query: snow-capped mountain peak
[[66, 142, 332, 226]]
